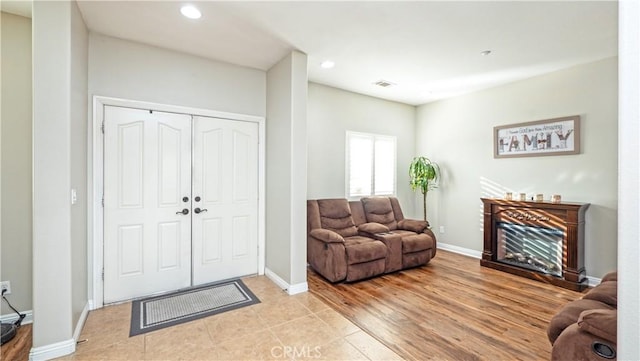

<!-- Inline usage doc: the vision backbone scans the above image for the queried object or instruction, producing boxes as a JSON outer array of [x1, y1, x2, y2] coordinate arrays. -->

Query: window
[[346, 131, 396, 198]]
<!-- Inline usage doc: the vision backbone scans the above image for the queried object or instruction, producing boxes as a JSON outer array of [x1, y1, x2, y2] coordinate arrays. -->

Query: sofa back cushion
[[361, 197, 398, 230], [317, 199, 358, 237], [349, 200, 367, 226]]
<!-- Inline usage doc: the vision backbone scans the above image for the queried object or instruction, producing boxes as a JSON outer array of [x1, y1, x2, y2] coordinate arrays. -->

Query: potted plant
[[409, 156, 440, 221]]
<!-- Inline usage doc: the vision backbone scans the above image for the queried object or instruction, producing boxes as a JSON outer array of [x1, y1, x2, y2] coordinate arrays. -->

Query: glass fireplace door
[[496, 222, 563, 277]]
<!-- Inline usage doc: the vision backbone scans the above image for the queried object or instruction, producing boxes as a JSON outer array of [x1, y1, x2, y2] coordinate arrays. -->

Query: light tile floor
[[55, 276, 402, 360]]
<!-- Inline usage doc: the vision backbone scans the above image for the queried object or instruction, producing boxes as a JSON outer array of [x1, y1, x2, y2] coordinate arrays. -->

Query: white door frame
[[89, 95, 266, 309]]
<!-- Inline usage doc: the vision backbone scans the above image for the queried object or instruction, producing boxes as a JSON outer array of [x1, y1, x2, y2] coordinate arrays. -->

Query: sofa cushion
[[601, 271, 617, 282], [398, 219, 428, 233], [358, 222, 390, 234], [344, 237, 387, 265], [317, 199, 358, 237], [583, 281, 617, 307], [309, 229, 345, 243], [578, 309, 617, 344], [402, 233, 433, 253], [547, 299, 615, 344], [361, 197, 398, 230]]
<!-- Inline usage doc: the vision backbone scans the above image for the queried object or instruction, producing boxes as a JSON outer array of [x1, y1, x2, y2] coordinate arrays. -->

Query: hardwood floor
[[0, 323, 31, 361], [308, 249, 585, 361]]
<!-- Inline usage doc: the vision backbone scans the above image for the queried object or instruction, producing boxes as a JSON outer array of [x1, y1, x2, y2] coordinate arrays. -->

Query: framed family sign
[[494, 115, 580, 158]]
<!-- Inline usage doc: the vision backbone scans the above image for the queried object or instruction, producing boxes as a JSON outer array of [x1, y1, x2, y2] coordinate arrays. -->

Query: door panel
[[118, 224, 143, 276], [232, 216, 250, 258], [158, 221, 181, 270], [192, 117, 258, 285], [201, 218, 222, 263], [118, 122, 144, 207], [104, 106, 192, 303], [158, 123, 185, 206]]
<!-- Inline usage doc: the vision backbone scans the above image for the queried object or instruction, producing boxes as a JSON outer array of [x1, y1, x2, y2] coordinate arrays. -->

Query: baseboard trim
[[0, 309, 33, 325], [586, 276, 601, 288], [437, 243, 601, 287], [73, 302, 90, 341], [264, 268, 308, 295], [29, 339, 75, 361], [438, 242, 482, 259]]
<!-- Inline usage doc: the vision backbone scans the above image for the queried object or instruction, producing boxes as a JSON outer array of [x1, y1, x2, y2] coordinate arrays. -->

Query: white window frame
[[345, 131, 397, 200]]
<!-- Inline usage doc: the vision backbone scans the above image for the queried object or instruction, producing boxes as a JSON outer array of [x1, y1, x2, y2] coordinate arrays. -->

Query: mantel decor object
[[494, 115, 580, 158]]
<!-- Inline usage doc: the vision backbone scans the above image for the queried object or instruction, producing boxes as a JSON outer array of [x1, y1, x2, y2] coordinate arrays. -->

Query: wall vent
[[373, 80, 396, 88]]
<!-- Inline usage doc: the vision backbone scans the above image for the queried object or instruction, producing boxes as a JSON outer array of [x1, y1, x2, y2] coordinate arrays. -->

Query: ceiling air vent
[[373, 80, 396, 88]]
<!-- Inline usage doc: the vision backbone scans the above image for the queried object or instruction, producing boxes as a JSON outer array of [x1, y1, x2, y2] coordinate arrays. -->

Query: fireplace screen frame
[[480, 198, 590, 291]]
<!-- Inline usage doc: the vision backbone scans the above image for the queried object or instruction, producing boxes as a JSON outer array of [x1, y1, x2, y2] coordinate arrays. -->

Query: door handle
[[194, 208, 208, 214], [176, 208, 189, 215]]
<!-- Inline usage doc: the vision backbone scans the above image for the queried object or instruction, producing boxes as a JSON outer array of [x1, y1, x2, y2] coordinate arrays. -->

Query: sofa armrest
[[309, 229, 345, 243], [578, 309, 617, 344], [551, 323, 617, 361], [358, 222, 390, 235], [583, 281, 617, 307], [398, 219, 428, 233]]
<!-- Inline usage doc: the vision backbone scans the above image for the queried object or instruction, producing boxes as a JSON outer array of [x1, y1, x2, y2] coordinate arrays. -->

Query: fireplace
[[481, 198, 590, 291]]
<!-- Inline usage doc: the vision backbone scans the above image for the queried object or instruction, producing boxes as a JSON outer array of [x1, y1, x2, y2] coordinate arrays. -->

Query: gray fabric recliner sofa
[[307, 197, 437, 283]]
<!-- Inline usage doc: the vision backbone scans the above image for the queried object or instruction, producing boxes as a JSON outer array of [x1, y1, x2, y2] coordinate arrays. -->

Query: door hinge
[[101, 268, 104, 281], [101, 122, 105, 134], [101, 197, 104, 207]]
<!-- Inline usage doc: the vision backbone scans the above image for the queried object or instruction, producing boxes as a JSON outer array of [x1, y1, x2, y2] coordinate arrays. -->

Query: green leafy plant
[[409, 156, 440, 221]]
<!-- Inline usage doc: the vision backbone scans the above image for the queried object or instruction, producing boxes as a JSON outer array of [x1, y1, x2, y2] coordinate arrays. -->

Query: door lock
[[182, 196, 189, 202], [194, 208, 208, 214], [176, 208, 189, 215]]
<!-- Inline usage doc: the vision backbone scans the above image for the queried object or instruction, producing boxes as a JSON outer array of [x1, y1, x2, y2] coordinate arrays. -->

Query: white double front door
[[103, 106, 258, 304]]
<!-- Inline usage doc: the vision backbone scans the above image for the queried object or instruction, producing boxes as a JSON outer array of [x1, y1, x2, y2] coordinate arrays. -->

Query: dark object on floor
[[0, 290, 26, 345], [130, 279, 259, 336], [1, 323, 17, 345], [307, 197, 436, 282], [547, 271, 617, 360]]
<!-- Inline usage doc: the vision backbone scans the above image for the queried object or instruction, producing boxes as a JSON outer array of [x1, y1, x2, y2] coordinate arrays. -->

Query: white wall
[[416, 57, 618, 279], [265, 51, 308, 290], [88, 33, 266, 117], [31, 2, 89, 358], [32, 0, 75, 350], [0, 11, 32, 317], [307, 83, 418, 218], [618, 0, 640, 357], [70, 1, 89, 329]]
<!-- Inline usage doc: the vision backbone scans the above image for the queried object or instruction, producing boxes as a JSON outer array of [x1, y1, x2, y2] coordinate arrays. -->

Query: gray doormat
[[130, 279, 260, 336]]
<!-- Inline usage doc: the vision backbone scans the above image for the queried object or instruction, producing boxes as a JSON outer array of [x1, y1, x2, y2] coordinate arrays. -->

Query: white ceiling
[[4, 1, 618, 106]]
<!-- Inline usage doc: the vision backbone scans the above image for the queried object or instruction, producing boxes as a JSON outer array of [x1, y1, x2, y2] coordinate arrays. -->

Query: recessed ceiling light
[[181, 5, 201, 19], [320, 60, 335, 69], [480, 50, 492, 56]]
